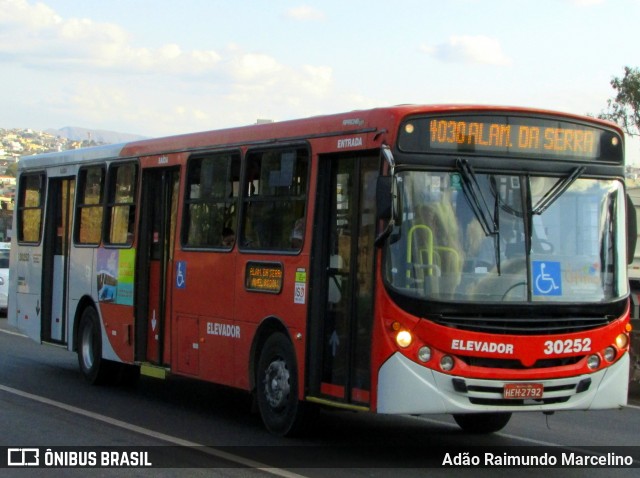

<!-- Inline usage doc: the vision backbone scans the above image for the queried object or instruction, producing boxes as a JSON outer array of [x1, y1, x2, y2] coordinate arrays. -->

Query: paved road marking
[[0, 327, 27, 338], [0, 383, 306, 477]]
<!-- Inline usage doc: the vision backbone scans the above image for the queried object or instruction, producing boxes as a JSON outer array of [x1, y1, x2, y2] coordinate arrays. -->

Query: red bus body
[[9, 105, 632, 435]]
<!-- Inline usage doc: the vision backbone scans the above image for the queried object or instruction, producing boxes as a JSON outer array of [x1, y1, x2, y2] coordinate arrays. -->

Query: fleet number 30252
[[543, 338, 591, 355]]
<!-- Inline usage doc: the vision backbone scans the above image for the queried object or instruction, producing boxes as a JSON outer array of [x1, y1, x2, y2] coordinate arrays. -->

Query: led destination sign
[[430, 119, 596, 156], [398, 115, 622, 162], [245, 261, 283, 293]]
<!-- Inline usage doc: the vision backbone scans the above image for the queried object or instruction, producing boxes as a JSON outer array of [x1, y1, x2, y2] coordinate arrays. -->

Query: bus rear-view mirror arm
[[375, 146, 400, 247], [627, 193, 637, 266]]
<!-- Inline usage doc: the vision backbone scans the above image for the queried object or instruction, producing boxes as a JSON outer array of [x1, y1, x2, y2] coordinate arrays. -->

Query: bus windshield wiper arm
[[456, 158, 498, 237], [532, 166, 585, 215]]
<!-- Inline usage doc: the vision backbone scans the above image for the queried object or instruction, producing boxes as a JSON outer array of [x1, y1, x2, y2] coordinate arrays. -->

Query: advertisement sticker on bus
[[294, 268, 306, 304], [96, 249, 135, 305]]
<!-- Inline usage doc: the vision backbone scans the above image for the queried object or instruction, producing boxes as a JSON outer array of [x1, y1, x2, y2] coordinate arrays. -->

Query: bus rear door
[[135, 167, 180, 366], [41, 176, 75, 345]]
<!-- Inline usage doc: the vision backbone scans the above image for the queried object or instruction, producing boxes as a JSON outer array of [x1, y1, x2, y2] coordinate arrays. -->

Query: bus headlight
[[615, 333, 628, 349], [440, 355, 455, 371], [587, 354, 601, 370], [417, 346, 431, 363], [396, 330, 412, 348], [603, 346, 617, 362]]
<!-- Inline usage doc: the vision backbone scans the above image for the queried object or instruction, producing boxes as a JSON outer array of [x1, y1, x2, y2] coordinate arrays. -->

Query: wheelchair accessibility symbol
[[176, 261, 186, 289], [532, 261, 562, 296]]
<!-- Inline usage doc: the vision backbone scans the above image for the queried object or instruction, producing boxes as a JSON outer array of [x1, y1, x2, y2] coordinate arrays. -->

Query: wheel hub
[[263, 359, 290, 409]]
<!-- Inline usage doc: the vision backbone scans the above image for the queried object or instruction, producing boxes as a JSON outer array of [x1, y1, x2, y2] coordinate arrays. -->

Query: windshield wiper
[[456, 159, 498, 236], [532, 166, 585, 215], [456, 159, 502, 273]]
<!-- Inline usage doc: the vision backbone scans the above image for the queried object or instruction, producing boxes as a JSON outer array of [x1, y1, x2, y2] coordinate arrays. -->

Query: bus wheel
[[453, 412, 512, 434], [77, 307, 112, 385], [256, 333, 305, 436]]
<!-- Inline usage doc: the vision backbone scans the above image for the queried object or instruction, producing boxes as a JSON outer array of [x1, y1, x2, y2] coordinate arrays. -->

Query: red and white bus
[[8, 105, 635, 435]]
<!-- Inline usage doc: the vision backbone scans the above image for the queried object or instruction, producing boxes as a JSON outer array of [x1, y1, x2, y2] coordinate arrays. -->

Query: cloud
[[0, 0, 221, 75], [284, 5, 326, 21], [0, 1, 334, 92], [0, 1, 346, 134], [422, 35, 512, 66]]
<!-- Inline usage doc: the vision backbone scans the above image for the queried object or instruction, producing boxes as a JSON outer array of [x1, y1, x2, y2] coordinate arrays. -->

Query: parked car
[[0, 242, 9, 314]]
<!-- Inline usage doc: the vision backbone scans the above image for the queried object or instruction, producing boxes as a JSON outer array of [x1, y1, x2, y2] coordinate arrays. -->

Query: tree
[[5, 161, 17, 177], [599, 66, 640, 137]]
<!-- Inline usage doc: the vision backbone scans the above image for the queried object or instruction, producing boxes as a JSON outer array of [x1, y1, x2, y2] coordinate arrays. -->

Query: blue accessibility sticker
[[176, 261, 186, 289], [532, 261, 562, 296]]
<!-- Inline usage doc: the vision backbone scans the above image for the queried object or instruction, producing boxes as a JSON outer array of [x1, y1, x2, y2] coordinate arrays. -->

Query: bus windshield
[[384, 169, 627, 303]]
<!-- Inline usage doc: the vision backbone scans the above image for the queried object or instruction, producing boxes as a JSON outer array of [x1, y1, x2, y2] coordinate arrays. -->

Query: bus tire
[[256, 332, 306, 436], [77, 306, 112, 385], [453, 412, 512, 434]]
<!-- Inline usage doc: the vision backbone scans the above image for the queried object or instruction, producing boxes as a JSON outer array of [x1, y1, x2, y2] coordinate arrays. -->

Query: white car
[[0, 243, 9, 313]]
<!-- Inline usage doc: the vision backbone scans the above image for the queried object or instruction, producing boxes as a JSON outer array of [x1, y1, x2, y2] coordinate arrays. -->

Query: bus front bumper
[[376, 351, 629, 414]]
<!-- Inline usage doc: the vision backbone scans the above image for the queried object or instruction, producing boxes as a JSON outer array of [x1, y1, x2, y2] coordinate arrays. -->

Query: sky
[[1, 0, 639, 163]]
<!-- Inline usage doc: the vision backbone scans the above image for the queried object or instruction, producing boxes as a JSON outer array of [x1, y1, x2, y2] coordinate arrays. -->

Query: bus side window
[[75, 165, 105, 246], [17, 173, 45, 243], [105, 162, 138, 246], [183, 152, 240, 249], [240, 148, 308, 251]]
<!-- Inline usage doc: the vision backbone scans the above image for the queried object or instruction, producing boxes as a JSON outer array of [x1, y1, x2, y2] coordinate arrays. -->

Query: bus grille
[[457, 355, 583, 370], [432, 314, 613, 335], [452, 377, 591, 407]]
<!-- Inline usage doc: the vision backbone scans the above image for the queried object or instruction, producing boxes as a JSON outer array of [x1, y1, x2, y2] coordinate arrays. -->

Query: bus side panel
[[10, 246, 43, 342], [68, 247, 122, 362], [194, 315, 237, 383], [233, 253, 310, 392], [67, 246, 93, 348], [171, 250, 237, 383], [99, 303, 135, 363]]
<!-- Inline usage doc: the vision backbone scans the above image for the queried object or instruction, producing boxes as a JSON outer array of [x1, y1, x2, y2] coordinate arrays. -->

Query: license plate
[[503, 383, 544, 399]]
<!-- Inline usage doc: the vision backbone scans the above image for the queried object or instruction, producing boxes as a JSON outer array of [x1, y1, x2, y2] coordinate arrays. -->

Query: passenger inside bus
[[290, 218, 305, 249], [222, 227, 235, 248]]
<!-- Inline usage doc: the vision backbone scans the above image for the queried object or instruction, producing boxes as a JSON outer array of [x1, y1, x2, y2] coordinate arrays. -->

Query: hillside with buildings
[[0, 127, 120, 241], [0, 127, 105, 174], [0, 127, 147, 176]]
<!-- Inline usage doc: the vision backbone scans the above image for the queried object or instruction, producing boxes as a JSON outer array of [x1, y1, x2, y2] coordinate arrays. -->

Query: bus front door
[[309, 154, 378, 407], [135, 167, 179, 366], [41, 177, 75, 345]]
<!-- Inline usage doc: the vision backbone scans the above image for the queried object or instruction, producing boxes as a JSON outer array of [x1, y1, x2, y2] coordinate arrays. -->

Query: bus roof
[[18, 105, 624, 168], [18, 142, 127, 170]]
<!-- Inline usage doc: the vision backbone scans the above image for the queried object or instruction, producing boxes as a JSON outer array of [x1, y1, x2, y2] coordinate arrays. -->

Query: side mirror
[[375, 146, 401, 247], [627, 193, 637, 266]]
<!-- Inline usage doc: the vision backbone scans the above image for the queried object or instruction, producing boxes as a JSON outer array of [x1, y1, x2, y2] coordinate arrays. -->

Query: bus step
[[140, 363, 169, 379]]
